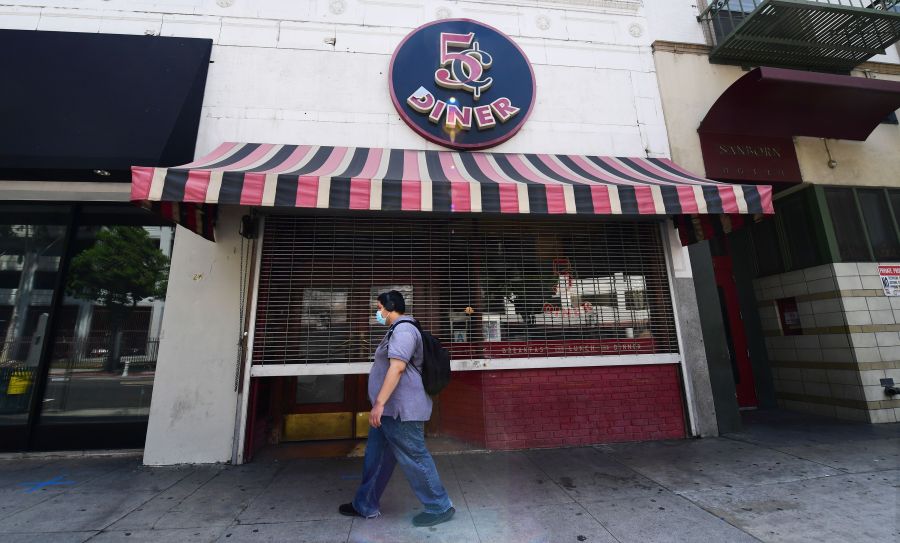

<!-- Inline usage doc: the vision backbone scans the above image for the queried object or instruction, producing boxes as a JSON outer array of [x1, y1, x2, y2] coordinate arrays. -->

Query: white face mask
[[375, 309, 387, 326]]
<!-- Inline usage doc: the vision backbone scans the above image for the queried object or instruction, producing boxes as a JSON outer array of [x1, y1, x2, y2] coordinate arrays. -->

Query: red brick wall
[[438, 365, 686, 450], [437, 371, 486, 445]]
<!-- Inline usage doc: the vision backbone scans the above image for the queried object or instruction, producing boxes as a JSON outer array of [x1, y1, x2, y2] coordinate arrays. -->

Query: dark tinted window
[[780, 195, 821, 269], [890, 191, 900, 231], [752, 219, 784, 276], [0, 271, 18, 289], [32, 271, 58, 290], [826, 188, 870, 261], [858, 189, 900, 261]]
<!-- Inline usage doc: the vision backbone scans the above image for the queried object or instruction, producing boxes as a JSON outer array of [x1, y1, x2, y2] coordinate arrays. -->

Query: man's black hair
[[377, 290, 406, 314]]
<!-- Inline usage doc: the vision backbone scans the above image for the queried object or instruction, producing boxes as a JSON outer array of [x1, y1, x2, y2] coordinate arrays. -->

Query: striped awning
[[131, 143, 773, 240]]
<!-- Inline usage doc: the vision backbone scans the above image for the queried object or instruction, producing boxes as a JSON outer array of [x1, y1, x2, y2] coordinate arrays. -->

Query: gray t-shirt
[[368, 315, 432, 422]]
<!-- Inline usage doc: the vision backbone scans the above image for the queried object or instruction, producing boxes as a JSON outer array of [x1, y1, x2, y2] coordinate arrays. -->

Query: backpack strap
[[384, 319, 423, 375]]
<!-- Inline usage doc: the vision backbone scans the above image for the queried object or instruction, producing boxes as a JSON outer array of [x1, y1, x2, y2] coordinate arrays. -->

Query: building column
[[143, 207, 245, 465], [665, 224, 723, 437]]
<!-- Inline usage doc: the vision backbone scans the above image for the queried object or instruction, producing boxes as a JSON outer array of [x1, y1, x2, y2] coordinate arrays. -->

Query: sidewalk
[[0, 409, 896, 543]]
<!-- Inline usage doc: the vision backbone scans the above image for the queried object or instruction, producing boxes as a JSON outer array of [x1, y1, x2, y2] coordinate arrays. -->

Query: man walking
[[339, 290, 455, 527]]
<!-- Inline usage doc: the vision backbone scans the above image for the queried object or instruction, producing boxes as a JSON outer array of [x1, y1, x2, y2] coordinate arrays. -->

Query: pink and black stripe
[[132, 143, 774, 240]]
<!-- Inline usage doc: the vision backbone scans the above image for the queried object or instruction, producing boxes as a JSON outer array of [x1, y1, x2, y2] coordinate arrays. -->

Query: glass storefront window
[[0, 209, 69, 429], [39, 224, 173, 424], [1, 204, 175, 451]]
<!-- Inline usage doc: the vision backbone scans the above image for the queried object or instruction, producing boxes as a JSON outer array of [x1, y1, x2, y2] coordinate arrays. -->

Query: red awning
[[131, 143, 774, 240], [700, 67, 900, 142]]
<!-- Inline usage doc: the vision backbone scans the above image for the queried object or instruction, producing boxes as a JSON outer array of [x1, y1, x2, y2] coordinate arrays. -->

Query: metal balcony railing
[[698, 0, 900, 72]]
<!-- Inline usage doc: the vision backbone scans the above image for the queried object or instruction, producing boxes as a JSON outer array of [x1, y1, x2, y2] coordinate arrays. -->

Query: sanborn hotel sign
[[717, 144, 783, 158], [389, 19, 536, 150], [699, 133, 802, 184]]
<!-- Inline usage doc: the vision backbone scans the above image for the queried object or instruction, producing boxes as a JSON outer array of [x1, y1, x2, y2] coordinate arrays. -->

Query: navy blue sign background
[[389, 19, 536, 150]]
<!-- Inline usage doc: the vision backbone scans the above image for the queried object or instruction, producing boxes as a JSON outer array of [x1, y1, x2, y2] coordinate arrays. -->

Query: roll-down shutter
[[252, 216, 678, 367]]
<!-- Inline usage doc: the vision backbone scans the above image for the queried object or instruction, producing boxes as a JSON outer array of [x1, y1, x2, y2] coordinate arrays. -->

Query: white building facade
[[7, 0, 889, 464]]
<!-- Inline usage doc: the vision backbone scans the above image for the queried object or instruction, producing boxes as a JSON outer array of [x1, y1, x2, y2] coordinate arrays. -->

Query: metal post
[[232, 215, 265, 465]]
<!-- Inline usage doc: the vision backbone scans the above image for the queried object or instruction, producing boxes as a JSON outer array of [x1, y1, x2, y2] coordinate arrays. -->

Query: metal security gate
[[252, 216, 678, 369], [247, 215, 680, 442]]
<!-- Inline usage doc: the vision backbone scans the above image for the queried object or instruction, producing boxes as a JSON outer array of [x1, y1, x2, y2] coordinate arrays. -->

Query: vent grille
[[252, 216, 678, 366]]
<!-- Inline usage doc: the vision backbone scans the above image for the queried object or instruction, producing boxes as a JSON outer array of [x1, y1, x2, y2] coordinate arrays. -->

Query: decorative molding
[[435, 7, 452, 19], [329, 0, 347, 15], [475, 0, 641, 13], [857, 61, 900, 77], [535, 15, 551, 31], [653, 41, 900, 77], [651, 40, 712, 55], [628, 22, 642, 38], [530, 0, 640, 11], [0, 181, 130, 202]]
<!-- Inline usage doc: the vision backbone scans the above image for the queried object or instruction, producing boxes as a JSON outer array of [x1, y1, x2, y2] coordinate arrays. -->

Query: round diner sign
[[389, 19, 536, 150]]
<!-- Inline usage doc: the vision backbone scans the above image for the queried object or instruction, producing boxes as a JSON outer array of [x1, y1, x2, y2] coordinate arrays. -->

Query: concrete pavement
[[0, 409, 896, 542]]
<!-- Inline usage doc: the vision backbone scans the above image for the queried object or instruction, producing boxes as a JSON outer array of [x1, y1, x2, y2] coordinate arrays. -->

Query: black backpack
[[387, 320, 451, 396]]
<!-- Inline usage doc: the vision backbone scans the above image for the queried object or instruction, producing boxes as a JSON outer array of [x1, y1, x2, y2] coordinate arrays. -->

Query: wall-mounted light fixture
[[822, 139, 837, 169]]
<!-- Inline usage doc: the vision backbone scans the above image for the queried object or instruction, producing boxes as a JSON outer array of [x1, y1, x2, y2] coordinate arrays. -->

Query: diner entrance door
[[282, 374, 371, 441]]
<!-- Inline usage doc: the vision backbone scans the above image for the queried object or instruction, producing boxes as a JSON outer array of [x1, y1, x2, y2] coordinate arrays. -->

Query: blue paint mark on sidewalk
[[17, 475, 76, 493]]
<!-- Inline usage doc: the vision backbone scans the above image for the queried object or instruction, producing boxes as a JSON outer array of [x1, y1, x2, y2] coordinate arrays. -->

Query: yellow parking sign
[[7, 371, 32, 395]]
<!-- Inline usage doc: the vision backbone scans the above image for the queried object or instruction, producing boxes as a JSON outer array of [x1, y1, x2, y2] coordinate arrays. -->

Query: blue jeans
[[352, 416, 452, 517]]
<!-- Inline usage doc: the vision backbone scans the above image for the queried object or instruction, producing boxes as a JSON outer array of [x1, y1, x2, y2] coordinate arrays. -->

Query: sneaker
[[339, 503, 363, 517], [412, 507, 455, 527], [339, 503, 379, 519]]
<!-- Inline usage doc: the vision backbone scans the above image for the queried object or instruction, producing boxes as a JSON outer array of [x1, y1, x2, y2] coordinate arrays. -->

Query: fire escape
[[698, 0, 900, 72]]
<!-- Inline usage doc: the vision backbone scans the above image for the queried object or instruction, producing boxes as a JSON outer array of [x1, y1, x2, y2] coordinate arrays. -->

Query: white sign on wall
[[879, 264, 900, 297]]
